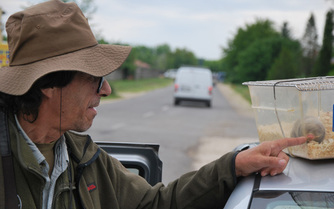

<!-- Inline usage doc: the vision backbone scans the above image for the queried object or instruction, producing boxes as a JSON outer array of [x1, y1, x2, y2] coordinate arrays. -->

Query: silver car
[[224, 144, 334, 209]]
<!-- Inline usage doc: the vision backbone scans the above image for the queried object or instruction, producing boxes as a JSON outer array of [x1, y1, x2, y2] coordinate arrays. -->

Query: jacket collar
[[8, 113, 99, 171], [64, 131, 100, 166], [9, 113, 41, 172]]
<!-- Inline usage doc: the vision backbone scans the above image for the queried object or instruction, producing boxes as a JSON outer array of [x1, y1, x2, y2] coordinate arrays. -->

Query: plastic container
[[243, 77, 334, 159]]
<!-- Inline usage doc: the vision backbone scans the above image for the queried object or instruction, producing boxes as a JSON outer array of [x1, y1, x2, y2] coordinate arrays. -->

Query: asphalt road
[[85, 84, 259, 184]]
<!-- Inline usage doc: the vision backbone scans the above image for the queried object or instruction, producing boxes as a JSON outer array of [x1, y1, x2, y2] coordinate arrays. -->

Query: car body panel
[[226, 143, 334, 209], [260, 158, 334, 192], [224, 174, 255, 208], [96, 141, 163, 186]]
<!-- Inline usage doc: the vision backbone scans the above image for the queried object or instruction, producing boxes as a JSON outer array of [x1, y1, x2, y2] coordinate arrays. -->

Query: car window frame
[[96, 141, 163, 186]]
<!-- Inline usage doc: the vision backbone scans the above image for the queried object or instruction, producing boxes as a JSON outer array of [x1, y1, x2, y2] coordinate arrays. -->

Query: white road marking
[[143, 111, 155, 118], [162, 105, 169, 111], [111, 123, 126, 130]]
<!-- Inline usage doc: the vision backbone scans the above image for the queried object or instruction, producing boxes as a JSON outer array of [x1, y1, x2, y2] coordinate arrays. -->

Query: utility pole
[[0, 7, 4, 43], [0, 7, 8, 67]]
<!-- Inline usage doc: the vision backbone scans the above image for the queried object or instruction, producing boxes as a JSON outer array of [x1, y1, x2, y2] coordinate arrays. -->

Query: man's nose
[[98, 79, 112, 97]]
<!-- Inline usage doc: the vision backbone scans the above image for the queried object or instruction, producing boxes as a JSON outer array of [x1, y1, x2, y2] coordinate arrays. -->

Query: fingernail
[[307, 134, 314, 139], [278, 159, 286, 166]]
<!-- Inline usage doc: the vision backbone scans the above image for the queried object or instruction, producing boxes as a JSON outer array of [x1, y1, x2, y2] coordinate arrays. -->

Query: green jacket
[[0, 114, 238, 209]]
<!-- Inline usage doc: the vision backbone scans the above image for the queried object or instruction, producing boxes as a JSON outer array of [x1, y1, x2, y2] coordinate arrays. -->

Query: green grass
[[229, 83, 252, 104], [103, 77, 173, 100]]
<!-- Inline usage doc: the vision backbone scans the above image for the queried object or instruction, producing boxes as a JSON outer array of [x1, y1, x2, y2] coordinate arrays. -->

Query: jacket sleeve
[[110, 151, 239, 209]]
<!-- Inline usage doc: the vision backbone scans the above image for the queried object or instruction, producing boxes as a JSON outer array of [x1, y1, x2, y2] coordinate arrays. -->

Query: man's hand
[[235, 136, 309, 177]]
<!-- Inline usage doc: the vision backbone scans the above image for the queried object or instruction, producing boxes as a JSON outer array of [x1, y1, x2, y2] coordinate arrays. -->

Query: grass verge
[[103, 77, 173, 100], [229, 83, 251, 104]]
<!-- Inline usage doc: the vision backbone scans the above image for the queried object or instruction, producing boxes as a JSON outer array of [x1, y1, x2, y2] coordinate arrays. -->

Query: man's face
[[58, 72, 111, 132]]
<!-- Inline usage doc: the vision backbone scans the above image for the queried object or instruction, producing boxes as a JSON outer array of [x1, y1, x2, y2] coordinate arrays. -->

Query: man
[[0, 0, 308, 208]]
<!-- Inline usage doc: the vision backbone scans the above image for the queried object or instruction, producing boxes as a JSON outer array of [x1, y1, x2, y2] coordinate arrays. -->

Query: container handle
[[273, 81, 296, 156], [273, 81, 286, 139]]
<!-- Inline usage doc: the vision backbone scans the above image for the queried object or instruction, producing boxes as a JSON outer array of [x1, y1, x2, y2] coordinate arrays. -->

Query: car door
[[96, 141, 163, 186]]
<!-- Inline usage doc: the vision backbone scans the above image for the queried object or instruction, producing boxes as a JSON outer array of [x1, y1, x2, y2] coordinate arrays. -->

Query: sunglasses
[[97, 77, 105, 93]]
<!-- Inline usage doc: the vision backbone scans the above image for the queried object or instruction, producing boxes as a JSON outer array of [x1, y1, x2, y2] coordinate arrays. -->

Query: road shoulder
[[191, 83, 258, 170], [216, 83, 254, 118]]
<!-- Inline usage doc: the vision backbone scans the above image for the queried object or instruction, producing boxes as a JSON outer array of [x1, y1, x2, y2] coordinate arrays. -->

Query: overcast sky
[[1, 0, 332, 60]]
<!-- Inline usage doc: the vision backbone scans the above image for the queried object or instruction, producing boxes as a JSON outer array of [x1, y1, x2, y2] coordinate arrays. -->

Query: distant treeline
[[100, 11, 333, 83]]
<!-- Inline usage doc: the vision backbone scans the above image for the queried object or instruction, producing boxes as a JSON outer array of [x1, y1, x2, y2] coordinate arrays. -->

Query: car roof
[[226, 144, 334, 209], [259, 157, 334, 192], [233, 143, 334, 192], [177, 66, 211, 72]]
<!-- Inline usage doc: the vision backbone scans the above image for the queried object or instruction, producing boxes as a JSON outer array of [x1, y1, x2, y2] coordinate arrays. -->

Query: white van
[[174, 66, 213, 107]]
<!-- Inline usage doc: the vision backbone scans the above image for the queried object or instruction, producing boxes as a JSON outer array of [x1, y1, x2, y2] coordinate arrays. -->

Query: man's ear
[[41, 87, 57, 99]]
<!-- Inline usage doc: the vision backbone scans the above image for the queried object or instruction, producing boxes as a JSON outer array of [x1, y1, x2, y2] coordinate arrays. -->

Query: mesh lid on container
[[243, 76, 334, 91]]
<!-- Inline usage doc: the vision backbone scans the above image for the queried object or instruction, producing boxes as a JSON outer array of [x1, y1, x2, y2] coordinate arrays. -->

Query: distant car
[[163, 69, 177, 79], [224, 143, 334, 209], [173, 66, 213, 107]]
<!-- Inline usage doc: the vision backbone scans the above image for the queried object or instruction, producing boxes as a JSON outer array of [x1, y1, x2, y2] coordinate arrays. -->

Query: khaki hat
[[0, 0, 131, 95]]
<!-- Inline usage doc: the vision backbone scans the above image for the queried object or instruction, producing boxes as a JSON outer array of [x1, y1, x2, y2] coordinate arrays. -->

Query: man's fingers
[[260, 157, 288, 176], [236, 136, 307, 177], [267, 156, 287, 168], [274, 136, 307, 151]]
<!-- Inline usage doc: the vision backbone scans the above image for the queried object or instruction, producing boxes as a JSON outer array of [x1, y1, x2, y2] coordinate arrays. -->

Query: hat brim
[[0, 44, 131, 95]]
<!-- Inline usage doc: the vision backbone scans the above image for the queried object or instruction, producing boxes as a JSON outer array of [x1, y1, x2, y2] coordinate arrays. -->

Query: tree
[[154, 44, 172, 70], [132, 44, 172, 70], [156, 44, 171, 55], [133, 45, 156, 66], [172, 48, 197, 68], [266, 47, 300, 80], [235, 37, 302, 82], [222, 19, 280, 83], [281, 22, 292, 39], [301, 13, 319, 76], [313, 10, 334, 76], [203, 60, 223, 73]]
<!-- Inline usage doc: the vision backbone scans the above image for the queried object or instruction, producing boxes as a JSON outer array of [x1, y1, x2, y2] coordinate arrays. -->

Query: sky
[[0, 0, 332, 60]]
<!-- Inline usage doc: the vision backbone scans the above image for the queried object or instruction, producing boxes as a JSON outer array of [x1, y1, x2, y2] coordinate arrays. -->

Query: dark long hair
[[0, 71, 77, 122]]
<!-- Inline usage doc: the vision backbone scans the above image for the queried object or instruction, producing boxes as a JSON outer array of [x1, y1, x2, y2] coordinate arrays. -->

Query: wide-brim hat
[[0, 0, 131, 96]]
